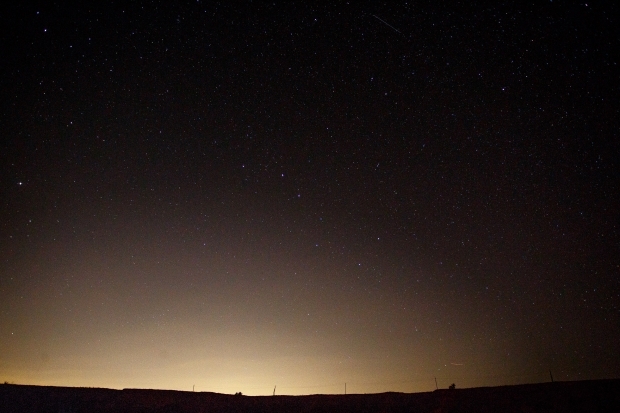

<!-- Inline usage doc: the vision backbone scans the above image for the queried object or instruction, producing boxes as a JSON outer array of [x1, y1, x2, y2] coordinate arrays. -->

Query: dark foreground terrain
[[1, 379, 619, 413]]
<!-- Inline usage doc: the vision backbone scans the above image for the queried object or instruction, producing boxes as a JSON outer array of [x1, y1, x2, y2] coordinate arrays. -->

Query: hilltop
[[1, 379, 619, 412]]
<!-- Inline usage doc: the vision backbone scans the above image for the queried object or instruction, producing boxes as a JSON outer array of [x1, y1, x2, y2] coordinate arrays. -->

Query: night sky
[[1, 1, 619, 395]]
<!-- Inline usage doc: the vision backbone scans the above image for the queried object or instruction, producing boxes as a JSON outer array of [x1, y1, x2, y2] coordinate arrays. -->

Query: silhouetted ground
[[1, 379, 619, 412]]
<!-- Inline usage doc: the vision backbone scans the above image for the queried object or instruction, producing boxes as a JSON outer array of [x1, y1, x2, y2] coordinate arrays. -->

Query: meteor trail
[[371, 14, 402, 34]]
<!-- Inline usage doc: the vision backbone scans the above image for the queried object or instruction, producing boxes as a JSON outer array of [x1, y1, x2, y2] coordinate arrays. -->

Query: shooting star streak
[[451, 363, 464, 366], [371, 14, 402, 35]]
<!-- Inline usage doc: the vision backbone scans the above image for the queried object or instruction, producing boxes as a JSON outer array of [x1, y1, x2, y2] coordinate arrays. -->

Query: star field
[[1, 1, 619, 395]]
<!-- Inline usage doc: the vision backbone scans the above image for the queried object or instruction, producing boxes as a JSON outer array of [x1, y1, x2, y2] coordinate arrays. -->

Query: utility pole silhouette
[[273, 385, 276, 396], [193, 385, 194, 392], [345, 383, 346, 395], [549, 370, 554, 383], [435, 377, 438, 390]]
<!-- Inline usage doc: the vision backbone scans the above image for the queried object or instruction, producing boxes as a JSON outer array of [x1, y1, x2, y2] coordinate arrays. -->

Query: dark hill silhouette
[[1, 379, 619, 413]]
